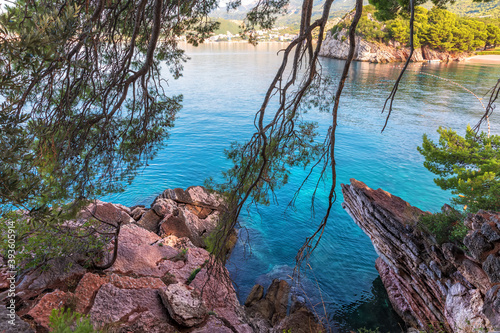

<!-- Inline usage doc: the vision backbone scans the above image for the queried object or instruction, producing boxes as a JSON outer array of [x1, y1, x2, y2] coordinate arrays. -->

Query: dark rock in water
[[342, 178, 500, 332], [273, 301, 325, 333], [245, 279, 325, 332], [265, 279, 290, 325], [245, 284, 264, 307], [246, 279, 290, 325]]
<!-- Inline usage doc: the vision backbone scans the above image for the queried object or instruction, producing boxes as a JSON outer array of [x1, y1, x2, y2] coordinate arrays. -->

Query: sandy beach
[[466, 54, 500, 64]]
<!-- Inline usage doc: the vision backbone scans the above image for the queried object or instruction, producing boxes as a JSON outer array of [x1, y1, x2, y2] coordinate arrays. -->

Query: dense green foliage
[[49, 308, 96, 333], [331, 6, 500, 51], [418, 210, 468, 245], [418, 126, 500, 213]]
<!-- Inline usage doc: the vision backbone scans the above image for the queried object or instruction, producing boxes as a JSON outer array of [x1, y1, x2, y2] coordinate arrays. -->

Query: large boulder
[[90, 283, 173, 331], [156, 186, 224, 209], [153, 198, 179, 218], [27, 289, 69, 330], [79, 200, 134, 225], [159, 283, 207, 327], [104, 224, 178, 277], [74, 273, 109, 314], [137, 209, 162, 233]]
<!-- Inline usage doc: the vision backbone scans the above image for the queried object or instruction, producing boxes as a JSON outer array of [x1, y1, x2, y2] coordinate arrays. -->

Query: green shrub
[[418, 126, 500, 213], [49, 308, 96, 333], [418, 210, 467, 245], [186, 267, 201, 285]]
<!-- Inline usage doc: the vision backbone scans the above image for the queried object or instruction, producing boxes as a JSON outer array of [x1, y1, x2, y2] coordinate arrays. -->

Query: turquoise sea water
[[103, 42, 500, 332]]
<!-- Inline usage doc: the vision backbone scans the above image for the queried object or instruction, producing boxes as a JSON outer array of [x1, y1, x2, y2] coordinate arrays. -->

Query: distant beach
[[466, 54, 500, 64]]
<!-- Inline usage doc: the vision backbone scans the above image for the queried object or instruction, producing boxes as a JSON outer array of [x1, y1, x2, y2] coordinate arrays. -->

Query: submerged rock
[[342, 179, 500, 332]]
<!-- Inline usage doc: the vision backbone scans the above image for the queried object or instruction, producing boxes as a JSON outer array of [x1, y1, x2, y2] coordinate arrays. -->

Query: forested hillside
[[331, 5, 500, 52], [439, 0, 500, 18], [211, 0, 500, 26]]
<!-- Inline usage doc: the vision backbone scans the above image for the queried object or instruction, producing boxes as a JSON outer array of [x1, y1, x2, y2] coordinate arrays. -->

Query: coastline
[[466, 54, 500, 64]]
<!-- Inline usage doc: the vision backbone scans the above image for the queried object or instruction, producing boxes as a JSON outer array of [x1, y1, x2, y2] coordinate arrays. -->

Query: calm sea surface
[[103, 42, 500, 332]]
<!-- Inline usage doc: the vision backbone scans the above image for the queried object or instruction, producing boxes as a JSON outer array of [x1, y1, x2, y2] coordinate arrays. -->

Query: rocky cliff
[[320, 30, 468, 63], [342, 179, 500, 332], [0, 186, 322, 333]]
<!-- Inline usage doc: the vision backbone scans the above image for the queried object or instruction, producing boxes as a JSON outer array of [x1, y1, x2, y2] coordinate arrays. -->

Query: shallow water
[[102, 42, 500, 332]]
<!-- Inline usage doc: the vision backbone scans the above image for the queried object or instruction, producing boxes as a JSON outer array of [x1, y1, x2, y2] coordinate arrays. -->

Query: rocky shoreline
[[320, 30, 468, 63], [342, 179, 500, 332], [0, 186, 323, 333]]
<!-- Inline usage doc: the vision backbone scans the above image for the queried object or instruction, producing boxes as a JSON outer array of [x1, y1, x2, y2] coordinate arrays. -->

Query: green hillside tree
[[418, 126, 500, 213], [486, 24, 500, 48]]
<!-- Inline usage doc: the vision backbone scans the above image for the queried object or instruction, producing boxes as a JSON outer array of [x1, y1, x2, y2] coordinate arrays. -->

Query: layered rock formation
[[342, 179, 500, 332], [0, 186, 322, 333], [320, 30, 468, 63]]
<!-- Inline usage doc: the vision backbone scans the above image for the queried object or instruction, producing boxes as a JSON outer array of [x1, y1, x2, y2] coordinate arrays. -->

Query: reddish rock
[[161, 235, 196, 249], [90, 283, 170, 330], [156, 186, 224, 209], [186, 204, 212, 219], [137, 209, 162, 232], [105, 224, 178, 277], [80, 200, 133, 225], [191, 316, 233, 333], [169, 247, 210, 282], [74, 273, 109, 314], [273, 302, 325, 333], [152, 198, 179, 218], [159, 283, 207, 327], [131, 206, 147, 221], [27, 289, 68, 330], [108, 273, 165, 289], [158, 214, 193, 240], [182, 209, 219, 245]]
